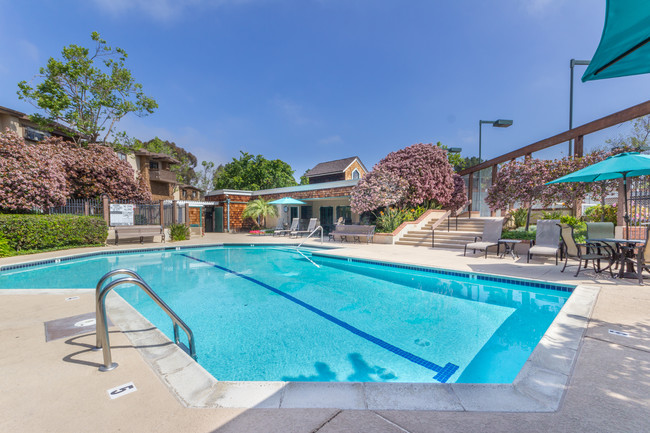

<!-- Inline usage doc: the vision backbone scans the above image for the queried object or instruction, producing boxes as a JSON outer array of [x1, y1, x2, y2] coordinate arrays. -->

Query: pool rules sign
[[110, 204, 134, 226]]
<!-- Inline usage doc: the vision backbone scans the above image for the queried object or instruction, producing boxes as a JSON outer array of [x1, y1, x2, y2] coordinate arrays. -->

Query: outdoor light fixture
[[477, 118, 513, 216], [492, 119, 513, 128], [569, 59, 590, 156], [479, 119, 513, 162], [448, 147, 462, 153]]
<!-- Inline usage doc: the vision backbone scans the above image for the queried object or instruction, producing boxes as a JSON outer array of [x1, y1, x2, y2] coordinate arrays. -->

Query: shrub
[[501, 229, 536, 241], [559, 215, 586, 243], [0, 233, 13, 257], [541, 210, 563, 220], [168, 223, 189, 241], [584, 204, 617, 224], [0, 214, 108, 251], [509, 208, 528, 229]]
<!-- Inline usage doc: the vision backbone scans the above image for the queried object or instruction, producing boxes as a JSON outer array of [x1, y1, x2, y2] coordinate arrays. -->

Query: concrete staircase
[[395, 217, 488, 249]]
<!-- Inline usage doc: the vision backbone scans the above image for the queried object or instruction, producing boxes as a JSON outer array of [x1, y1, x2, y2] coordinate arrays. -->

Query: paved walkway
[[1, 233, 649, 432]]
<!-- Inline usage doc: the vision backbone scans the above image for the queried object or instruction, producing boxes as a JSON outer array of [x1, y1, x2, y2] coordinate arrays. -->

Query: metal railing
[[95, 269, 197, 372], [297, 225, 324, 248]]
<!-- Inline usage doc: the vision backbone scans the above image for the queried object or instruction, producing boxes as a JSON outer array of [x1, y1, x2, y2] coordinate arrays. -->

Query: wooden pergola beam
[[459, 99, 650, 176]]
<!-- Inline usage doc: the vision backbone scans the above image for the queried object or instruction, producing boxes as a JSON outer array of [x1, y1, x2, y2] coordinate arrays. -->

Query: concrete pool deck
[[1, 233, 649, 432]]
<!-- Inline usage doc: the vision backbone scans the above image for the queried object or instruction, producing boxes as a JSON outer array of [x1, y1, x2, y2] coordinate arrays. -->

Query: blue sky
[[2, 0, 650, 180]]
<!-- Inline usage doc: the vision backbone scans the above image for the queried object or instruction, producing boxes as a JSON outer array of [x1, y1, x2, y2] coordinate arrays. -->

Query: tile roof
[[305, 156, 365, 177]]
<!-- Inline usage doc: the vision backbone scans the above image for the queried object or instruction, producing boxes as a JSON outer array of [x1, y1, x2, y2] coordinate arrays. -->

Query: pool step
[[396, 217, 490, 248]]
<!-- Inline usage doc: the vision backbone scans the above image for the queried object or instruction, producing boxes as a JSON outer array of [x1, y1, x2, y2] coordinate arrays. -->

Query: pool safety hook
[[94, 269, 197, 372]]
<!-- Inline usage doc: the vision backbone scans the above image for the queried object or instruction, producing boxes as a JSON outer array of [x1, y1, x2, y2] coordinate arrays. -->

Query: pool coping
[[105, 283, 598, 411], [1, 244, 598, 411]]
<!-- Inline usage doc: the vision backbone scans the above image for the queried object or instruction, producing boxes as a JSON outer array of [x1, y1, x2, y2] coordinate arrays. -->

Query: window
[[149, 161, 159, 170], [117, 152, 127, 161], [351, 168, 360, 179], [24, 126, 50, 142], [336, 206, 352, 224]]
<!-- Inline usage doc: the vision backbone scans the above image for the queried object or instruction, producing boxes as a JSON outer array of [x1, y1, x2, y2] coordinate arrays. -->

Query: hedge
[[0, 214, 108, 251]]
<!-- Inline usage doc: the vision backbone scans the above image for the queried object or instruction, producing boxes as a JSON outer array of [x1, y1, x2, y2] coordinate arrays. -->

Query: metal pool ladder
[[94, 269, 197, 372]]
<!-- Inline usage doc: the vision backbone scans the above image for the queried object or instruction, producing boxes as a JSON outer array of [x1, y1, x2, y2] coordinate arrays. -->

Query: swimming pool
[[0, 245, 572, 384]]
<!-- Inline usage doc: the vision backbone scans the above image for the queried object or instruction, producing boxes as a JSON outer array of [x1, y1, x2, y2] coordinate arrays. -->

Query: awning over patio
[[582, 0, 650, 81]]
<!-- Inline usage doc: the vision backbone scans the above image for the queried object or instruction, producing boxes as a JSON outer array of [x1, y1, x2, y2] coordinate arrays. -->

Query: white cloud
[[91, 0, 260, 22], [17, 39, 40, 63], [318, 135, 342, 145], [522, 0, 564, 15], [271, 96, 319, 126]]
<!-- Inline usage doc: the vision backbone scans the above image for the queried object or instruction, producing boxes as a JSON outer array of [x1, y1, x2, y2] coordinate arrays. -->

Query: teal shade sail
[[582, 0, 650, 81]]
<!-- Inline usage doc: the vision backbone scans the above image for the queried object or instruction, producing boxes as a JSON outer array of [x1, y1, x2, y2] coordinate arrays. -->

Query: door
[[205, 208, 214, 232], [215, 207, 224, 233], [290, 207, 299, 222], [319, 206, 334, 233]]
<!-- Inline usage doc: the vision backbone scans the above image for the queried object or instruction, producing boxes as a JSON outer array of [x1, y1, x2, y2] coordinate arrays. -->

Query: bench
[[328, 225, 375, 244], [114, 225, 165, 245]]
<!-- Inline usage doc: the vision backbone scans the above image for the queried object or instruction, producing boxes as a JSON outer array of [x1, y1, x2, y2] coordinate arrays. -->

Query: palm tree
[[242, 198, 278, 228]]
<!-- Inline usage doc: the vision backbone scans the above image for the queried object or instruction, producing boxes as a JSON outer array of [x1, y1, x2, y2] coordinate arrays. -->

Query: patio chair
[[620, 225, 650, 285], [586, 222, 618, 269], [291, 218, 318, 238], [527, 219, 561, 264], [272, 220, 287, 236], [463, 218, 504, 258], [558, 223, 614, 278], [276, 218, 299, 236]]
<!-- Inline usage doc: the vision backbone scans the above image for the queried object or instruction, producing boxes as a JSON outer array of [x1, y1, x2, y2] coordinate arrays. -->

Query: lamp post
[[569, 59, 590, 156], [477, 119, 513, 215]]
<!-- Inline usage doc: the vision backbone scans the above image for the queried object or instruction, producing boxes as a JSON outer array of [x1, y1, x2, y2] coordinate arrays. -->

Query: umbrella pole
[[623, 173, 630, 240]]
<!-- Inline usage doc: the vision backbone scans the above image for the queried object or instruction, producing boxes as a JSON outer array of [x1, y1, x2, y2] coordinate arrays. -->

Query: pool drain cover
[[44, 312, 112, 342]]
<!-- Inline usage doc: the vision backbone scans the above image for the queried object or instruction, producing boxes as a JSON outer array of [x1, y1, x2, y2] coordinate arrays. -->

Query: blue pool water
[[0, 245, 571, 383]]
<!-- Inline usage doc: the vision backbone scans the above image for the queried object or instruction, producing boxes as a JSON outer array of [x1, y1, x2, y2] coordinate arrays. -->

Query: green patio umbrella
[[547, 152, 650, 238], [582, 0, 650, 81], [268, 197, 306, 205]]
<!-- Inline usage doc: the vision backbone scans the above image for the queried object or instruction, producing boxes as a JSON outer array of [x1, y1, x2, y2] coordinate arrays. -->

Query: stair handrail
[[448, 199, 473, 232], [430, 210, 452, 248], [297, 225, 324, 248], [95, 269, 197, 371]]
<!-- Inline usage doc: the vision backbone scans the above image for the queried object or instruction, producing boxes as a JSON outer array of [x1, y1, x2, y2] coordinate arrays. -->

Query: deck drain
[[44, 312, 111, 342]]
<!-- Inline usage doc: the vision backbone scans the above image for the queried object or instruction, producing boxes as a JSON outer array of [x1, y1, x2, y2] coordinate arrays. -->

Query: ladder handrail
[[95, 270, 197, 372], [297, 225, 324, 248]]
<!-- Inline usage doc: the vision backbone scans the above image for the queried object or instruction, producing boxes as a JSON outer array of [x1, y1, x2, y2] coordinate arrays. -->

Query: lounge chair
[[463, 218, 504, 258], [527, 219, 561, 264], [272, 220, 287, 236], [291, 218, 318, 238], [276, 218, 299, 237], [558, 223, 613, 277]]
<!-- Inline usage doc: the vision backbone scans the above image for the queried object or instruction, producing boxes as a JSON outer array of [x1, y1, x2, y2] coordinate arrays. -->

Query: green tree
[[299, 171, 310, 185], [242, 198, 278, 228], [133, 137, 198, 185], [607, 115, 650, 151], [196, 161, 217, 192], [213, 151, 298, 190], [17, 32, 157, 145]]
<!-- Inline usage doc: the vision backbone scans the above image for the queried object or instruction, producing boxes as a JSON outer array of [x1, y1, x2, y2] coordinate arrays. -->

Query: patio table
[[587, 238, 644, 279], [498, 239, 520, 260]]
